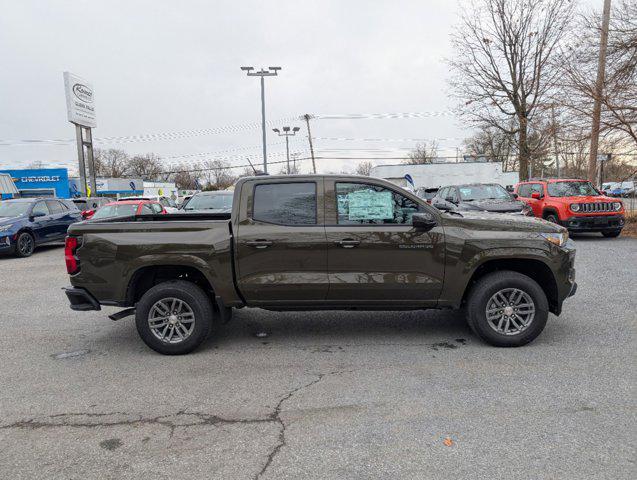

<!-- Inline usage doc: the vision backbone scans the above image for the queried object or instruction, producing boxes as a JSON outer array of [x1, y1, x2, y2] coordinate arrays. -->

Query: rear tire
[[135, 280, 214, 355], [466, 271, 549, 347], [15, 232, 35, 258], [602, 230, 621, 238]]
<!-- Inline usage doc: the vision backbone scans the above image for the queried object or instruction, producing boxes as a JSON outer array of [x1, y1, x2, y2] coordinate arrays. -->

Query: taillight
[[65, 236, 80, 274]]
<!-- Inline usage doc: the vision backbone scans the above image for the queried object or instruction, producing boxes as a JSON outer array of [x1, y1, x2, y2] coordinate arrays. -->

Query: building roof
[[0, 173, 19, 195]]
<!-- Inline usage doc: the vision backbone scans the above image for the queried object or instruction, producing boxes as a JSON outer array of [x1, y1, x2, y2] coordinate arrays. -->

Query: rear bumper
[[562, 214, 624, 231], [64, 287, 101, 311]]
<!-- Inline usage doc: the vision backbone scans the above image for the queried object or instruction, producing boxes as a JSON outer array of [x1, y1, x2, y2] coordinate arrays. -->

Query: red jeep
[[514, 179, 625, 237]]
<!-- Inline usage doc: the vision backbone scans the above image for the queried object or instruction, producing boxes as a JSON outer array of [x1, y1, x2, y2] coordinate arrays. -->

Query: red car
[[89, 199, 166, 220], [514, 178, 625, 237]]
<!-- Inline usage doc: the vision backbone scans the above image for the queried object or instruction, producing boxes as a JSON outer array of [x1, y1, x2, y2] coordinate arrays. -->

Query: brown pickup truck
[[64, 175, 577, 354]]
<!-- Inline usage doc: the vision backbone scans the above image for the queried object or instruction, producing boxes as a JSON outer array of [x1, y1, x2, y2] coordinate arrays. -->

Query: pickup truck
[[64, 175, 577, 355]]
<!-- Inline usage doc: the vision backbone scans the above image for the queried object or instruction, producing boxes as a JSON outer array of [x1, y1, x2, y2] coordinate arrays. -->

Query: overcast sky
[[0, 0, 598, 175]]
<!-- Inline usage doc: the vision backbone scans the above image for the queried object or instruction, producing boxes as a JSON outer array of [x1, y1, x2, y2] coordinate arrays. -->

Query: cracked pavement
[[1, 236, 636, 479]]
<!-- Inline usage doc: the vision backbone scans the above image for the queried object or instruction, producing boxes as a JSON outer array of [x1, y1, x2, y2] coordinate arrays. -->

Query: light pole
[[241, 66, 281, 174], [273, 126, 300, 174]]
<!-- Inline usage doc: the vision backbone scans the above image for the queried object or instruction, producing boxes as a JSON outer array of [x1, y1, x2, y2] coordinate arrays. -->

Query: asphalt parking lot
[[0, 236, 635, 480]]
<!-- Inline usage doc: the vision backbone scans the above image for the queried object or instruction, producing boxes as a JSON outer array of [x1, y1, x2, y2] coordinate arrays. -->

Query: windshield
[[184, 193, 233, 210], [548, 181, 599, 197], [0, 201, 31, 217], [458, 184, 511, 201], [91, 204, 138, 219]]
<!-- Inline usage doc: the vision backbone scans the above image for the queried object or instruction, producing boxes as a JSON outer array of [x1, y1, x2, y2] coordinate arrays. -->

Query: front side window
[[150, 203, 163, 213], [336, 182, 419, 225], [548, 181, 599, 197], [253, 182, 316, 225], [530, 183, 544, 196]]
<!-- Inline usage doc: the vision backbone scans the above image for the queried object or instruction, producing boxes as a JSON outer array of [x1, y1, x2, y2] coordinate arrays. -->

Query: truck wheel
[[15, 232, 35, 257], [466, 271, 549, 347], [602, 230, 621, 238], [135, 280, 213, 355]]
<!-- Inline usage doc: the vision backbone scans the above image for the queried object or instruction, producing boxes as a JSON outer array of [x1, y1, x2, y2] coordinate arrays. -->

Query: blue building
[[0, 168, 70, 198]]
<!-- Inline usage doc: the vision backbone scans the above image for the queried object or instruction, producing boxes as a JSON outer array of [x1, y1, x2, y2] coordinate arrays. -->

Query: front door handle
[[246, 239, 273, 249], [335, 239, 360, 248]]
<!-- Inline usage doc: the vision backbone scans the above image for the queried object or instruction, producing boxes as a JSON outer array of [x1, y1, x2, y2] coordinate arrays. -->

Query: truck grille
[[579, 202, 614, 213]]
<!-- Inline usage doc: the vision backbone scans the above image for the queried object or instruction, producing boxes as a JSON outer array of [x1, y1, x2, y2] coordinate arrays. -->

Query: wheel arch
[[126, 264, 216, 306], [542, 207, 560, 220], [461, 258, 559, 315]]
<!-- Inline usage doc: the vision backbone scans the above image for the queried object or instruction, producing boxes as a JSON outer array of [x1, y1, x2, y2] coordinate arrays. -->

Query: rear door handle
[[335, 239, 360, 248], [246, 239, 273, 249]]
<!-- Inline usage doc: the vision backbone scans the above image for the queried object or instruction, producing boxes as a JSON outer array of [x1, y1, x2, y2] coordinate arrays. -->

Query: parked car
[[71, 197, 111, 220], [64, 175, 577, 355], [90, 199, 166, 220], [179, 190, 234, 213], [0, 198, 81, 257], [514, 178, 625, 237], [119, 196, 179, 213], [432, 183, 532, 215], [415, 187, 439, 204]]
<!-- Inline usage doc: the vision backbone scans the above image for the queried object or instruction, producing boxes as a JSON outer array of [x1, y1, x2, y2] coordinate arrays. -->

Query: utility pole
[[587, 0, 612, 185], [273, 126, 300, 174], [551, 104, 560, 178], [241, 66, 281, 174], [302, 114, 317, 174]]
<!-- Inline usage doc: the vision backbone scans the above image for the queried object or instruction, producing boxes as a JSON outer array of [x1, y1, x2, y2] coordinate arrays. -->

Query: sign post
[[64, 72, 97, 197], [597, 153, 611, 188]]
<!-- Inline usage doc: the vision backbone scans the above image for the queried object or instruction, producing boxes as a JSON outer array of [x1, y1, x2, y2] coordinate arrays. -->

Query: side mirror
[[81, 210, 94, 219], [30, 211, 46, 219], [511, 193, 519, 199], [445, 196, 456, 204], [435, 203, 456, 212], [412, 212, 437, 231], [531, 192, 542, 200]]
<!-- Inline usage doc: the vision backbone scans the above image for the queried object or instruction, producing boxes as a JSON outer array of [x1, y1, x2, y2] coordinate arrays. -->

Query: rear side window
[[32, 201, 49, 216], [253, 182, 317, 225], [517, 184, 531, 197], [46, 200, 64, 214], [150, 203, 163, 213]]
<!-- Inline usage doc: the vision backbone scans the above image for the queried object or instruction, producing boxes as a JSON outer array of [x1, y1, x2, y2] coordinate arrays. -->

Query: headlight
[[613, 202, 622, 211], [540, 231, 568, 247], [0, 224, 14, 232], [570, 203, 580, 212]]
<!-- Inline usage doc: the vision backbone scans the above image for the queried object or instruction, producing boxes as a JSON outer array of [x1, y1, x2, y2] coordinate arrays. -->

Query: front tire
[[15, 232, 35, 257], [135, 280, 214, 355], [544, 213, 559, 224], [466, 271, 549, 347]]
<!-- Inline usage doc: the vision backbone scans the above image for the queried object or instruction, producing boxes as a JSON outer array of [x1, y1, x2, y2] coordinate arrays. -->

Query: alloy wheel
[[485, 288, 535, 336], [148, 297, 195, 344]]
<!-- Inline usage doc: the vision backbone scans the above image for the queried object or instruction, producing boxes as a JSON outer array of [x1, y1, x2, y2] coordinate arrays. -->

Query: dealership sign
[[63, 71, 96, 128]]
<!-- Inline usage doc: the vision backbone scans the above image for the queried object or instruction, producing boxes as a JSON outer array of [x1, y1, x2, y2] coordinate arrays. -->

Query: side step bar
[[108, 308, 136, 321]]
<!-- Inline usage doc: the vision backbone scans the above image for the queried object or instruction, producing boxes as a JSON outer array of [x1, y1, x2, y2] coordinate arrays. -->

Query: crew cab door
[[324, 179, 444, 304], [235, 179, 328, 305]]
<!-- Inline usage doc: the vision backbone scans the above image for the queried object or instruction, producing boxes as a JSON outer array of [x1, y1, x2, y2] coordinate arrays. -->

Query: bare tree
[[464, 127, 517, 170], [449, 0, 574, 180], [93, 148, 129, 177], [127, 153, 164, 180], [201, 160, 235, 190], [169, 162, 201, 190], [559, 0, 637, 147], [354, 161, 373, 176], [405, 141, 438, 165]]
